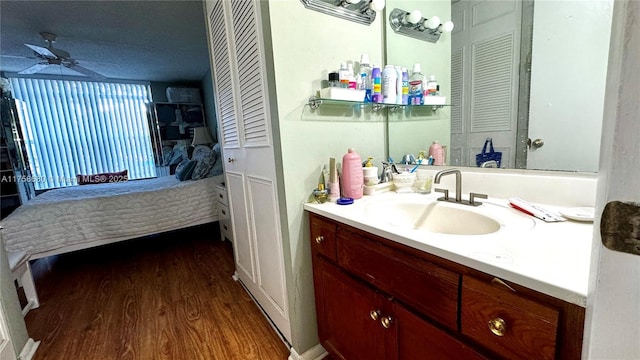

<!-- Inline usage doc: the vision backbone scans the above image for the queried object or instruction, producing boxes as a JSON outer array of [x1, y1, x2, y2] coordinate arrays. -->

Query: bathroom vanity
[[305, 191, 592, 360]]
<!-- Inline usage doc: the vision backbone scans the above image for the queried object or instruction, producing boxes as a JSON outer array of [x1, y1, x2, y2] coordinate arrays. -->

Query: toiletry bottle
[[401, 67, 409, 105], [395, 66, 403, 105], [342, 148, 364, 199], [359, 54, 373, 102], [347, 63, 357, 90], [371, 65, 382, 103], [338, 62, 349, 88], [429, 140, 445, 166], [409, 63, 424, 105], [328, 72, 339, 88], [382, 65, 397, 104], [426, 75, 438, 96], [328, 157, 340, 202]]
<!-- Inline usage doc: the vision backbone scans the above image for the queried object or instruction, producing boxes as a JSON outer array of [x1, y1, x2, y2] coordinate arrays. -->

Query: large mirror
[[385, 0, 613, 172]]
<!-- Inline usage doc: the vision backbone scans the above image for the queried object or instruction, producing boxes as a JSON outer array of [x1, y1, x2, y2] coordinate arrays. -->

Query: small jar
[[413, 169, 433, 194], [328, 72, 340, 88]]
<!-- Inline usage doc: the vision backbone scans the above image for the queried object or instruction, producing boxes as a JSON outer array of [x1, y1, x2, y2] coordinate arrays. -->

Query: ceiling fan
[[20, 32, 106, 79]]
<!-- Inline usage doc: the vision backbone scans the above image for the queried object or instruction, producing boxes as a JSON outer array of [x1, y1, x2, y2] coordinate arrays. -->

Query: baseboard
[[18, 338, 40, 360], [288, 344, 328, 360]]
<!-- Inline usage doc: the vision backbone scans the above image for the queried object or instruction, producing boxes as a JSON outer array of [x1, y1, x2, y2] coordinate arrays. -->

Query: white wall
[[527, 1, 612, 172], [584, 1, 640, 358], [267, 1, 386, 353]]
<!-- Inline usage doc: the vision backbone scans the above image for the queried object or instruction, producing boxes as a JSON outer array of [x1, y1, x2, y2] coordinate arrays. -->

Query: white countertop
[[304, 191, 594, 307]]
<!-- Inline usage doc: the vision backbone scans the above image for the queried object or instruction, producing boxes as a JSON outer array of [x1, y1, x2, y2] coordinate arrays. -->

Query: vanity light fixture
[[389, 8, 454, 43], [300, 0, 386, 26]]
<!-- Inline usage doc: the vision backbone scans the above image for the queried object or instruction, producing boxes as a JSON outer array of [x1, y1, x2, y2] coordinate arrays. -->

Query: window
[[9, 78, 157, 190]]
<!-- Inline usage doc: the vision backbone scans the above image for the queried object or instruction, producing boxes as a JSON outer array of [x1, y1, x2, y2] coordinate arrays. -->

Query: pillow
[[206, 144, 223, 177], [77, 170, 128, 185], [169, 143, 187, 165], [191, 149, 218, 180], [175, 159, 197, 181]]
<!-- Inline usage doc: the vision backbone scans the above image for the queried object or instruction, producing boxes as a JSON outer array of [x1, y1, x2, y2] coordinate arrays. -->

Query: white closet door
[[451, 0, 521, 167], [205, 0, 290, 342]]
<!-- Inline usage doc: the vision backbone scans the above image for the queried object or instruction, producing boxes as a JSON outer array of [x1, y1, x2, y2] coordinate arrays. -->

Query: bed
[[0, 143, 225, 260]]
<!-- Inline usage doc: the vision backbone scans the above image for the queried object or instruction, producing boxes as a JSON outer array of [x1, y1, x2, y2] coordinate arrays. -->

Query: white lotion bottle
[[382, 65, 397, 104], [395, 66, 403, 105]]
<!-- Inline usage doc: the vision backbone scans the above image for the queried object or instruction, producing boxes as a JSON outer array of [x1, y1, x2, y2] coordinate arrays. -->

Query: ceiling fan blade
[[67, 64, 106, 79], [24, 43, 56, 58], [18, 63, 52, 75]]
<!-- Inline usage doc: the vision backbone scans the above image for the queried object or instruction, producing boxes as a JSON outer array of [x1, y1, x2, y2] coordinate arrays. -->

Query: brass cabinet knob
[[370, 309, 381, 321], [380, 316, 393, 329], [315, 235, 324, 244], [488, 317, 507, 337]]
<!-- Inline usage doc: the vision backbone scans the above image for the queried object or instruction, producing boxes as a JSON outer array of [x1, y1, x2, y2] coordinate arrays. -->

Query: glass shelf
[[307, 96, 451, 112]]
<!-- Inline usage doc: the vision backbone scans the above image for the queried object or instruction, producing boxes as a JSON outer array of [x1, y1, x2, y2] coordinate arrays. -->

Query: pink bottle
[[429, 141, 445, 166], [341, 148, 364, 199]]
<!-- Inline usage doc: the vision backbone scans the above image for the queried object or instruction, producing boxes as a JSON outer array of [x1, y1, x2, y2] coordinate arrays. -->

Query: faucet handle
[[469, 192, 488, 206], [435, 188, 449, 201]]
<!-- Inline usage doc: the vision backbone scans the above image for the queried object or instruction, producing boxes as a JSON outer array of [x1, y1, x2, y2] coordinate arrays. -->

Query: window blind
[[9, 78, 156, 190]]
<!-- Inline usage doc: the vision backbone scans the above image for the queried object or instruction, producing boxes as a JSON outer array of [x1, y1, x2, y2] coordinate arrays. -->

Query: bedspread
[[1, 175, 223, 258]]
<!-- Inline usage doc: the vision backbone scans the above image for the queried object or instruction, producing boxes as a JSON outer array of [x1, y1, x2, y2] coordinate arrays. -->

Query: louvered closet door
[[205, 0, 290, 342], [451, 0, 521, 167]]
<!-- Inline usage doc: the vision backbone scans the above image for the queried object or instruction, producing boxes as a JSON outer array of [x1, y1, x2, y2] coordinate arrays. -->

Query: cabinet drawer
[[215, 184, 228, 206], [337, 230, 459, 330], [218, 203, 232, 241], [461, 276, 560, 360], [310, 216, 337, 262]]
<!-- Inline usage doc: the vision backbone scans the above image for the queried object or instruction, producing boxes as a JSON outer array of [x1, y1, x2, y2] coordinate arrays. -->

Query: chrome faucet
[[434, 168, 462, 202], [433, 168, 488, 207], [480, 160, 498, 168]]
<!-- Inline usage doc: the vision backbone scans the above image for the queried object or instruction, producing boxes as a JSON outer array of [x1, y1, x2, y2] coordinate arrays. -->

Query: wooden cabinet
[[309, 213, 585, 360]]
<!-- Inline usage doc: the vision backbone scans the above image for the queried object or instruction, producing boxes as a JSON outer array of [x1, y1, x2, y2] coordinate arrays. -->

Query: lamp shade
[[192, 127, 214, 146]]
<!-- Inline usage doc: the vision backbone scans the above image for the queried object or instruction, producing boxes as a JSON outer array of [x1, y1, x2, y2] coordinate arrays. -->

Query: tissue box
[[423, 96, 447, 106], [319, 87, 365, 102]]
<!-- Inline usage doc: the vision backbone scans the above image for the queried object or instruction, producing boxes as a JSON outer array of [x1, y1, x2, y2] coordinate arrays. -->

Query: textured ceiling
[[0, 0, 210, 83]]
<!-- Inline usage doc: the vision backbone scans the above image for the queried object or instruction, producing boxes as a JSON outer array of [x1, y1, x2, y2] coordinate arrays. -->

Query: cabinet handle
[[380, 316, 393, 329], [315, 235, 324, 244], [228, 157, 235, 163], [370, 309, 381, 321], [488, 317, 507, 337]]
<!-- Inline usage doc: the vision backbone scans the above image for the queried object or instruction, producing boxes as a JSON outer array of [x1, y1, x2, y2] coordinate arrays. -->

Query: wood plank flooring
[[24, 223, 290, 360]]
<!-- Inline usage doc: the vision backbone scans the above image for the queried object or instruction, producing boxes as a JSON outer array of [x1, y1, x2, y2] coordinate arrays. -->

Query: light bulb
[[442, 21, 455, 33], [406, 9, 422, 24], [424, 16, 440, 30], [370, 0, 385, 12]]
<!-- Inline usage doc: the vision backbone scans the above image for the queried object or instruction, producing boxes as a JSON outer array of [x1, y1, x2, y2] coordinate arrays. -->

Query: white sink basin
[[364, 197, 534, 236]]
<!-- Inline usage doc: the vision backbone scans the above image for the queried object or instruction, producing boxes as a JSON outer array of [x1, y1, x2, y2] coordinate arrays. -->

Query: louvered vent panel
[[231, 0, 269, 147], [208, 1, 239, 148], [451, 48, 463, 134], [470, 33, 514, 133]]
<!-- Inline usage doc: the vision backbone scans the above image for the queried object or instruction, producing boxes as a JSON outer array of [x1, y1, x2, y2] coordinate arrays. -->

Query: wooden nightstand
[[215, 183, 232, 242]]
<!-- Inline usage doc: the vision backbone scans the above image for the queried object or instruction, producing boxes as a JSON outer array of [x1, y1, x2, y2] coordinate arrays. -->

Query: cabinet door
[[315, 257, 394, 360], [395, 303, 488, 360]]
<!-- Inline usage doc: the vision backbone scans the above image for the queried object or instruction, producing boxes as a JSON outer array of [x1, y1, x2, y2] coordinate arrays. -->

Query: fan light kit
[[20, 32, 106, 79]]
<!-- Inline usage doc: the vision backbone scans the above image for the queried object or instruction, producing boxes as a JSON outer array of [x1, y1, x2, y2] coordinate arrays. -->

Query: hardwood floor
[[24, 223, 290, 360]]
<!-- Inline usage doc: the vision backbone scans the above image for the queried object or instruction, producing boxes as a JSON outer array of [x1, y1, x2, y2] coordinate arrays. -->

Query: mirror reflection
[[385, 0, 612, 172]]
